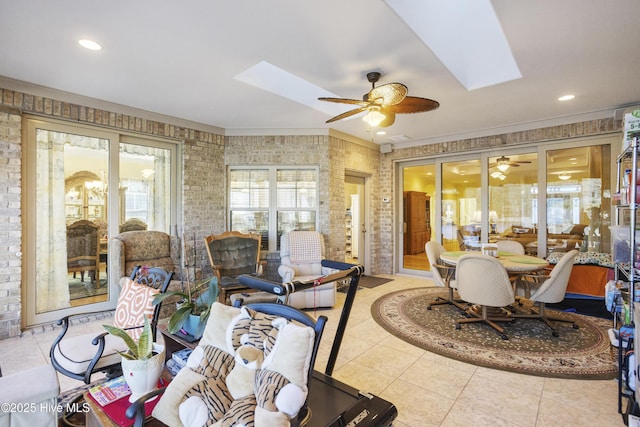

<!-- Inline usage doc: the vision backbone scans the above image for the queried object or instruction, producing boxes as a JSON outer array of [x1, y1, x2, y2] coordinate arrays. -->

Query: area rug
[[371, 287, 617, 380]]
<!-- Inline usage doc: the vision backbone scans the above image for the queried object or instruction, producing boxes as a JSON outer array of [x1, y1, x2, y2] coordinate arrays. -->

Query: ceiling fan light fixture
[[362, 108, 386, 127], [558, 172, 571, 180], [497, 163, 509, 172]]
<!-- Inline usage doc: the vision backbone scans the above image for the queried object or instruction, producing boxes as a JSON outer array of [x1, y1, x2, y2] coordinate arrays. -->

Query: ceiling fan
[[491, 155, 532, 171], [318, 72, 439, 128]]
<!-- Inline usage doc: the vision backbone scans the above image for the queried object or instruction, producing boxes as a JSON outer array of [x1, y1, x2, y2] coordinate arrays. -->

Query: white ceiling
[[1, 0, 639, 148]]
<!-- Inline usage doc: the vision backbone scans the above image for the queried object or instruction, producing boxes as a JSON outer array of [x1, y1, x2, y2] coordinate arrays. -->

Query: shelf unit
[[614, 132, 640, 424]]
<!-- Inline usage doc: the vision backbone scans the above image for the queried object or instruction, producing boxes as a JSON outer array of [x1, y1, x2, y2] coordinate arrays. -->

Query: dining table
[[439, 250, 549, 316], [439, 250, 549, 273]]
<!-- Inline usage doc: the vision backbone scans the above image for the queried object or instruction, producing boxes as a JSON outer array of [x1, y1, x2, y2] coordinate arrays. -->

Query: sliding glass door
[[23, 118, 178, 327]]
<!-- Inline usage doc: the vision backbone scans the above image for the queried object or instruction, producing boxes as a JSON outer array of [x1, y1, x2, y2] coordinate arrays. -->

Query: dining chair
[[66, 219, 100, 285], [513, 249, 579, 337], [496, 240, 525, 255], [455, 253, 515, 340], [425, 241, 466, 310]]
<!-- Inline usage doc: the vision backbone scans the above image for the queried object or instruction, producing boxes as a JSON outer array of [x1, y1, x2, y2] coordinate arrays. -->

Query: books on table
[[88, 376, 131, 406]]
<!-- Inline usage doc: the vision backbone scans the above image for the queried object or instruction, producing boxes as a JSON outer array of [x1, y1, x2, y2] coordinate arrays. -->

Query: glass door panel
[[441, 159, 481, 252], [488, 153, 538, 255], [25, 121, 114, 326], [545, 145, 611, 257], [119, 143, 172, 234], [402, 164, 435, 271]]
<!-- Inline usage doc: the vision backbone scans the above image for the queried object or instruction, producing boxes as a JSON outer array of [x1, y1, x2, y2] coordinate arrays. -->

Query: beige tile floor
[[0, 275, 625, 426]]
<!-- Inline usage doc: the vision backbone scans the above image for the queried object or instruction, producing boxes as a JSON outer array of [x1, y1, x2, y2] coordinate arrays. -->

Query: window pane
[[441, 159, 481, 251], [489, 153, 538, 254], [230, 170, 269, 208], [120, 143, 172, 233], [546, 145, 610, 256], [230, 210, 269, 250], [277, 169, 316, 209]]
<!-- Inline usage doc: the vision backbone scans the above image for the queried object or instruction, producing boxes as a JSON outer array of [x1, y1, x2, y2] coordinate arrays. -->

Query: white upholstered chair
[[513, 249, 579, 337], [425, 241, 466, 310], [278, 231, 337, 309], [496, 240, 525, 255], [455, 253, 515, 340]]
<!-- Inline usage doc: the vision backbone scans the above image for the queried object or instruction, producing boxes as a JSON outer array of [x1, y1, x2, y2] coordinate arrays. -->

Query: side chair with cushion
[[513, 249, 579, 337], [50, 266, 173, 384], [455, 253, 516, 340], [119, 218, 148, 233], [425, 241, 466, 310], [278, 230, 338, 309], [67, 219, 100, 284], [205, 231, 265, 304]]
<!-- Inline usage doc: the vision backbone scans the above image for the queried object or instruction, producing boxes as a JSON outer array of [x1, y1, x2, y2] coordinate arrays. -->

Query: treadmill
[[239, 260, 398, 427]]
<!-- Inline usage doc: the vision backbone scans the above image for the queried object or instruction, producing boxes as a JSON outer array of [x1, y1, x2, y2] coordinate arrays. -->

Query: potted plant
[[103, 317, 165, 402], [152, 275, 219, 339]]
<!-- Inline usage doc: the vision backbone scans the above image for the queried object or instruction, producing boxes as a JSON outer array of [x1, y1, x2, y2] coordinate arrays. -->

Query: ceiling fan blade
[[508, 162, 521, 167], [368, 83, 407, 106], [325, 106, 369, 123], [386, 96, 440, 114], [318, 97, 369, 106]]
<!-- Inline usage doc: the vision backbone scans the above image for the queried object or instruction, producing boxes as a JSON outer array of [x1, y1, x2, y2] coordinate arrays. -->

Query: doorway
[[344, 175, 366, 272]]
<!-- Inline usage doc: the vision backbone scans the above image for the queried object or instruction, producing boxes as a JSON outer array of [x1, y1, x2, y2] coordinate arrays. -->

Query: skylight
[[384, 0, 521, 90], [234, 61, 346, 117]]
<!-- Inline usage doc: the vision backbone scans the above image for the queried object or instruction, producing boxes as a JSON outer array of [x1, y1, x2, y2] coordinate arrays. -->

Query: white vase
[[121, 343, 165, 403]]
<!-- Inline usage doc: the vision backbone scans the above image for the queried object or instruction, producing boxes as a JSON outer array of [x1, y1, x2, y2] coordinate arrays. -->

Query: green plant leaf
[[152, 291, 189, 306], [103, 324, 139, 358], [136, 318, 153, 360], [168, 305, 194, 334]]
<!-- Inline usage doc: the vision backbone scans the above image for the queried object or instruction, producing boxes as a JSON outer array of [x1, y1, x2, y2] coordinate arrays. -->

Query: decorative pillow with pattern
[[113, 277, 159, 340]]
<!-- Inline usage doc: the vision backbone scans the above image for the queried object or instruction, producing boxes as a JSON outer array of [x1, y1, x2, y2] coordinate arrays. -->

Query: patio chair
[[50, 266, 173, 384]]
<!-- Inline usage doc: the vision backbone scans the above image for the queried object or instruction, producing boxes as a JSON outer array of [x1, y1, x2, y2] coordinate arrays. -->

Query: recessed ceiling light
[[558, 94, 575, 101], [376, 131, 386, 135], [78, 39, 102, 50]]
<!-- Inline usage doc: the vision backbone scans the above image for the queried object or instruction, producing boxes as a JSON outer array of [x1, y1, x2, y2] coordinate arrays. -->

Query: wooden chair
[[67, 219, 100, 285], [204, 231, 264, 304]]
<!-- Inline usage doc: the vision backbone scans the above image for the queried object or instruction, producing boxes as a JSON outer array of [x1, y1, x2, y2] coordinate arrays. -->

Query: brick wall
[[0, 107, 22, 337]]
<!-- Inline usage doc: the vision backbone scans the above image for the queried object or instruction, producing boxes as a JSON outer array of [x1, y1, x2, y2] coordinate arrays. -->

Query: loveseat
[[498, 224, 587, 254]]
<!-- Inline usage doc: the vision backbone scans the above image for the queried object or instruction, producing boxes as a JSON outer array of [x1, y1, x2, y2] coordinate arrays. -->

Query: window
[[229, 167, 318, 251]]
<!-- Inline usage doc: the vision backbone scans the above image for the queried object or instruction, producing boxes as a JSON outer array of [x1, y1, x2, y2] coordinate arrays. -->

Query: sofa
[[498, 224, 587, 254]]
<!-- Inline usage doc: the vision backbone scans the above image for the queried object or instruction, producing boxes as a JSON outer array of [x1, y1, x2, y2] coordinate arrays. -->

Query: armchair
[[67, 219, 100, 284], [50, 266, 172, 384], [278, 231, 338, 309], [205, 231, 264, 304]]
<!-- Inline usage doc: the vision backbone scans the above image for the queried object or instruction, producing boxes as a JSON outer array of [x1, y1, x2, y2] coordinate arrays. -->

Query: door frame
[[345, 171, 371, 275]]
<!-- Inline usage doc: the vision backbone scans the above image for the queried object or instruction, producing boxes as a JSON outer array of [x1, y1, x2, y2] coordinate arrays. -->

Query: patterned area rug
[[371, 287, 617, 380]]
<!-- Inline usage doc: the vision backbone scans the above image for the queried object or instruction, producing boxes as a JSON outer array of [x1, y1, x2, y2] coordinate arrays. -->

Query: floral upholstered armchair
[[109, 230, 198, 319]]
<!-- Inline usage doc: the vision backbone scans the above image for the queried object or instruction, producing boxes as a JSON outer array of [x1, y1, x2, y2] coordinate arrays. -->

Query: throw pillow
[[113, 277, 159, 341]]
